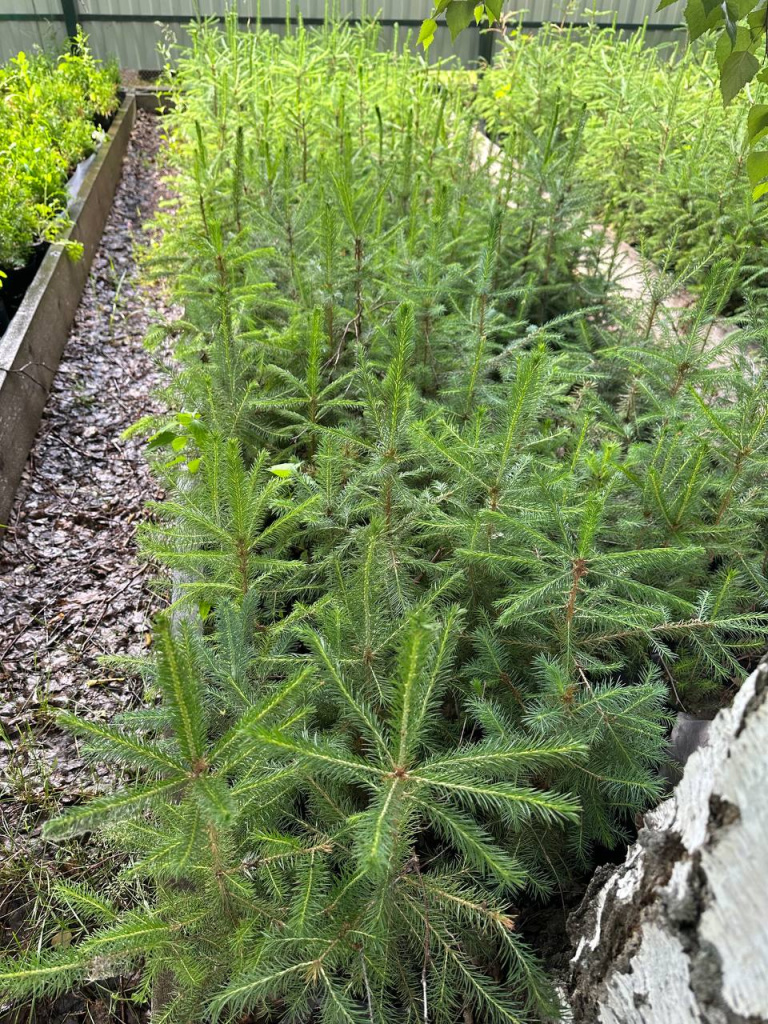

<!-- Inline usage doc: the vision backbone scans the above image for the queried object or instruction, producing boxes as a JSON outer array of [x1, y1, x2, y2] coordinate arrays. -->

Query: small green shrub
[[0, 33, 119, 276]]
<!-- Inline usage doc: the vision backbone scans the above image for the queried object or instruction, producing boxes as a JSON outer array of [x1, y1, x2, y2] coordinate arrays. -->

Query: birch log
[[567, 657, 768, 1024]]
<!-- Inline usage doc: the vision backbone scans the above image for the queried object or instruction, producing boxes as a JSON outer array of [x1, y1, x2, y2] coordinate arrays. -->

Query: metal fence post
[[478, 24, 495, 65], [61, 0, 79, 41]]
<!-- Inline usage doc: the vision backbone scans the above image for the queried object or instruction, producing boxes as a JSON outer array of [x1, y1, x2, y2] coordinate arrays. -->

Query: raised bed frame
[[0, 94, 137, 530]]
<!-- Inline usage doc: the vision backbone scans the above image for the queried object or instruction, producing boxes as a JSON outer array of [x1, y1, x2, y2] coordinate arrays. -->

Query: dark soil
[[0, 111, 169, 1024], [0, 243, 49, 335]]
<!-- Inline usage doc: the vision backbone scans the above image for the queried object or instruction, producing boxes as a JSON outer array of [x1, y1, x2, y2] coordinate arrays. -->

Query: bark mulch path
[[0, 113, 168, 1021]]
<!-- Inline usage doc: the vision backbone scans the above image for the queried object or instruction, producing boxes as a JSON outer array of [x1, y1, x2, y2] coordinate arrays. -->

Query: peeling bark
[[568, 658, 768, 1024]]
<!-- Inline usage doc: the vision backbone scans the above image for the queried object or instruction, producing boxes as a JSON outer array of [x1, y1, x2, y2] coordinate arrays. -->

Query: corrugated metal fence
[[0, 0, 686, 68]]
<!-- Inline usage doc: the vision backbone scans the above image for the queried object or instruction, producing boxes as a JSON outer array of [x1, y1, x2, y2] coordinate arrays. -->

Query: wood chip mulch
[[0, 110, 170, 854]]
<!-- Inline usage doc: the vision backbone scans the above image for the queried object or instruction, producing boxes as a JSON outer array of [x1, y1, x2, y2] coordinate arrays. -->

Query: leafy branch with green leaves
[[419, 0, 504, 48]]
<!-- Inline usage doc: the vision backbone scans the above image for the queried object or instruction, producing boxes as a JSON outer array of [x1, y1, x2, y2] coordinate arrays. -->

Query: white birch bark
[[568, 657, 768, 1024]]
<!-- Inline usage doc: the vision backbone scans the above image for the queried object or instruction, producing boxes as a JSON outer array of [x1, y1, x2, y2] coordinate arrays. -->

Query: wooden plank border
[[133, 86, 174, 113], [0, 94, 137, 530]]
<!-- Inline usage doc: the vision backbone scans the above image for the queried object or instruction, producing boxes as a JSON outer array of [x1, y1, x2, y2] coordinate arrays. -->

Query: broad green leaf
[[446, 0, 476, 40], [418, 18, 437, 49], [747, 148, 768, 185], [147, 429, 176, 450], [269, 462, 299, 478], [724, 0, 753, 38], [716, 30, 734, 69], [748, 103, 768, 143], [722, 22, 755, 52], [720, 48, 759, 103], [475, 3, 485, 24], [730, 0, 763, 14], [486, 0, 503, 18], [723, 0, 738, 42], [684, 0, 725, 38]]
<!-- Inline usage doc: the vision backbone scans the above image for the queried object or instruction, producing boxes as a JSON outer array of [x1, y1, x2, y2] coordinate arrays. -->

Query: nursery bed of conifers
[[477, 21, 768, 309], [3, 15, 768, 1024]]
